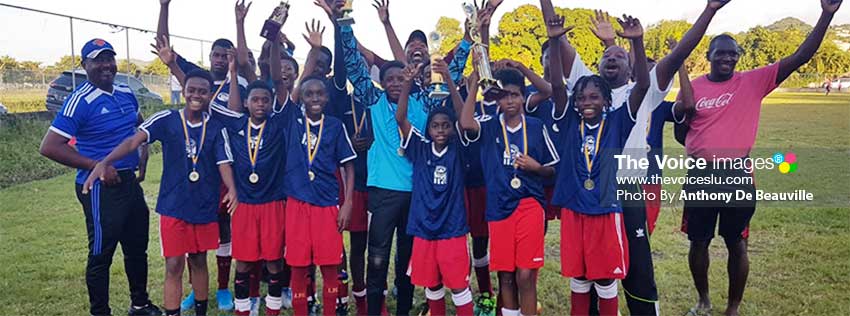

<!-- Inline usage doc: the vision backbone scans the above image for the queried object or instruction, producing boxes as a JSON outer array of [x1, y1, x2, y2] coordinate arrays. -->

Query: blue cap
[[81, 38, 116, 60]]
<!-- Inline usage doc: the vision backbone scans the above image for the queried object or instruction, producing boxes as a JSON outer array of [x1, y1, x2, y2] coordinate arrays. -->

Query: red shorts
[[408, 236, 471, 289], [346, 190, 369, 232], [159, 215, 219, 257], [544, 186, 560, 220], [285, 198, 344, 267], [489, 198, 545, 272], [464, 186, 488, 238], [232, 200, 286, 262], [642, 183, 661, 235], [680, 208, 750, 239], [560, 208, 629, 280]]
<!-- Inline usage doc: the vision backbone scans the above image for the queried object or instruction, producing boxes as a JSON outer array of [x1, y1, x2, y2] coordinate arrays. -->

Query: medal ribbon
[[306, 115, 325, 170], [179, 110, 207, 171], [501, 114, 528, 174], [350, 96, 366, 135], [580, 116, 606, 176], [247, 121, 267, 172]]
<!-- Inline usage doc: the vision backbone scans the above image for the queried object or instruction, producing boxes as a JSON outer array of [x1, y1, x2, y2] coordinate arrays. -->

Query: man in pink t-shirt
[[680, 2, 843, 316]]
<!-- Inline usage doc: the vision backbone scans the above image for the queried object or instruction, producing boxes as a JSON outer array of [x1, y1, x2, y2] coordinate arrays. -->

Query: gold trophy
[[428, 31, 451, 100], [260, 1, 291, 41], [337, 0, 355, 26], [463, 2, 501, 98]]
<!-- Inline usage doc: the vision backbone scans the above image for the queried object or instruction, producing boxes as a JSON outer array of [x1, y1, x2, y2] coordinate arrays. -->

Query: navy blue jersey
[[176, 55, 248, 109], [403, 128, 469, 240], [525, 96, 564, 188], [462, 100, 498, 187], [50, 82, 140, 184], [465, 114, 560, 221], [646, 101, 683, 179], [140, 110, 232, 223], [282, 113, 357, 207], [325, 80, 372, 192], [552, 106, 636, 215], [210, 102, 293, 204]]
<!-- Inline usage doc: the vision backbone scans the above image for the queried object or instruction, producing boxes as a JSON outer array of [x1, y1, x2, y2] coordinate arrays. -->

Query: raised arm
[[235, 0, 257, 82], [618, 16, 649, 115], [545, 15, 571, 117], [375, 0, 406, 63], [777, 0, 843, 84], [498, 59, 553, 112], [152, 35, 186, 86], [672, 39, 694, 121], [396, 64, 421, 139], [459, 69, 481, 134], [268, 33, 291, 106], [227, 50, 244, 112], [341, 25, 381, 106], [294, 19, 327, 103], [655, 0, 728, 89], [157, 0, 171, 42], [539, 0, 578, 80]]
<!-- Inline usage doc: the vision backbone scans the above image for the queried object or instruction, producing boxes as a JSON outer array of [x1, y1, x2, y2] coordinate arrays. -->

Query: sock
[[451, 288, 474, 316], [473, 254, 493, 295], [570, 278, 593, 316], [425, 287, 446, 316], [249, 262, 262, 298], [216, 254, 232, 290], [194, 300, 208, 316], [281, 259, 292, 287], [165, 309, 180, 316], [308, 265, 317, 300], [266, 272, 283, 315], [234, 271, 251, 315], [595, 282, 619, 316], [321, 265, 340, 316], [352, 287, 367, 316], [291, 266, 310, 316], [501, 308, 520, 316]]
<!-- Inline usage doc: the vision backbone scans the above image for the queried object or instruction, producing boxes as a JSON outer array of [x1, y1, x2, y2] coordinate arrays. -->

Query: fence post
[[70, 17, 76, 87]]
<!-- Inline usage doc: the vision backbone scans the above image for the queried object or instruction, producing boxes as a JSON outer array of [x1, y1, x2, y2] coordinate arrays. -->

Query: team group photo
[[0, 0, 848, 315]]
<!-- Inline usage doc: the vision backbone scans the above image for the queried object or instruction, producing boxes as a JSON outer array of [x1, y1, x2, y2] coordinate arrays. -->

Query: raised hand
[[616, 15, 643, 39], [590, 10, 616, 44], [150, 35, 176, 65], [707, 0, 732, 10], [235, 0, 252, 22], [478, 2, 495, 27], [227, 48, 238, 71], [303, 19, 326, 48], [373, 0, 390, 25], [545, 15, 573, 39], [431, 59, 451, 79], [401, 63, 422, 85], [822, 0, 843, 14]]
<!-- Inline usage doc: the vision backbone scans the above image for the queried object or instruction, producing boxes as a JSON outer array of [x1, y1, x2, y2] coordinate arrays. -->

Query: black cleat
[[128, 303, 163, 316]]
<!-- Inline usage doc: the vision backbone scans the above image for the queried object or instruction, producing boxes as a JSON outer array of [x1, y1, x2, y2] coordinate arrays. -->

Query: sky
[[0, 0, 848, 67]]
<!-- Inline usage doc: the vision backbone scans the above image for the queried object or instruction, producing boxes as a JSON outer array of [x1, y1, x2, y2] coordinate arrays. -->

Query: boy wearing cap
[[39, 38, 162, 316]]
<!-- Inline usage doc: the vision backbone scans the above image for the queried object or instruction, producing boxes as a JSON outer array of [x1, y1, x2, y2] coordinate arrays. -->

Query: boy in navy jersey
[[397, 61, 476, 316], [279, 73, 356, 316], [460, 64, 559, 315], [83, 70, 238, 316], [544, 11, 651, 316]]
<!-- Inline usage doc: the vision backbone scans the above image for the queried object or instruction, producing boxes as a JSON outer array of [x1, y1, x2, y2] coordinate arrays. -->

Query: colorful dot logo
[[773, 152, 798, 174]]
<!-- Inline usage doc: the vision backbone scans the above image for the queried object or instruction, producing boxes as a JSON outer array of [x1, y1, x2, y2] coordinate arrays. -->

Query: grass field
[[0, 92, 848, 316]]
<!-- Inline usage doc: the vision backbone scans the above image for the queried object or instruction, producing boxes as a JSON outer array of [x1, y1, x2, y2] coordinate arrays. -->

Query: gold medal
[[306, 115, 325, 180], [249, 172, 260, 184], [584, 178, 595, 190], [397, 148, 405, 156], [308, 170, 315, 181], [510, 176, 522, 189], [188, 170, 200, 182], [247, 121, 267, 185]]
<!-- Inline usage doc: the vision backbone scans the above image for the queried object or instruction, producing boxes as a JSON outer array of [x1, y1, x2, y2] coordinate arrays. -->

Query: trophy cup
[[337, 0, 355, 26], [463, 2, 502, 98], [260, 1, 291, 41], [428, 31, 451, 100]]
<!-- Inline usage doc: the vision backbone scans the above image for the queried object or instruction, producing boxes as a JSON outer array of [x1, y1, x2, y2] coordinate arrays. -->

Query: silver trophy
[[463, 2, 501, 97]]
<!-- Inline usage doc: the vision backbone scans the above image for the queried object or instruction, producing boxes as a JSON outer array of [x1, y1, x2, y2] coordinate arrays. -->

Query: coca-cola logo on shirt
[[696, 93, 735, 111]]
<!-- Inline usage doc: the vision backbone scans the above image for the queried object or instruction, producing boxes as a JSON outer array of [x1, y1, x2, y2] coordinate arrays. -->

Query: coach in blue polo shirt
[[39, 39, 162, 316]]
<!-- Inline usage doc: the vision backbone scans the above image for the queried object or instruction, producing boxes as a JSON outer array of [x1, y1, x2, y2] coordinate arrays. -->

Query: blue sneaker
[[180, 290, 195, 311], [281, 288, 293, 309], [216, 289, 234, 311], [249, 297, 260, 316]]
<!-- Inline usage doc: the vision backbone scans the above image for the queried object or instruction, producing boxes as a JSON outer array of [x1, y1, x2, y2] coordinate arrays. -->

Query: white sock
[[501, 308, 521, 316]]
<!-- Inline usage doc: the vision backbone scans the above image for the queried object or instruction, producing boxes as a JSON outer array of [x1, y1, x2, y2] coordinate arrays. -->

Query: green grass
[[0, 90, 46, 113], [0, 92, 848, 315]]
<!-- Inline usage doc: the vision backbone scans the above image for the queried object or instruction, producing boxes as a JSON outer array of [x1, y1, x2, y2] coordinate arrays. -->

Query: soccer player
[[459, 63, 560, 316], [39, 38, 161, 316], [396, 62, 475, 316], [544, 8, 650, 316], [82, 70, 239, 316], [683, 2, 843, 315]]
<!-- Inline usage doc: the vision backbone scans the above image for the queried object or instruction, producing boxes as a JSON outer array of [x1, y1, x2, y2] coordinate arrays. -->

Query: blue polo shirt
[[50, 81, 141, 184], [341, 24, 429, 192]]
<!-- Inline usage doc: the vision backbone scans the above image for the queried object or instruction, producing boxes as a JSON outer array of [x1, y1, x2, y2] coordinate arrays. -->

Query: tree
[[435, 17, 463, 56], [644, 20, 711, 74], [144, 58, 171, 77], [49, 55, 81, 72]]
